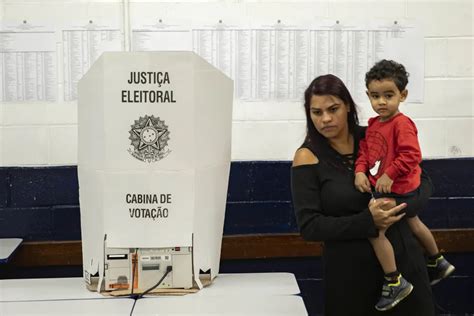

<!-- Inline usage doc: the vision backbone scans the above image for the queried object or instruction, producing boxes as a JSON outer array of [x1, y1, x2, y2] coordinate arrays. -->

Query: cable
[[130, 248, 138, 299], [127, 249, 140, 316], [128, 267, 172, 316], [138, 265, 173, 299], [129, 299, 137, 316]]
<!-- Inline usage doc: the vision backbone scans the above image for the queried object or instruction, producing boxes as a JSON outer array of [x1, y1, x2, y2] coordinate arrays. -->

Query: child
[[354, 59, 455, 311]]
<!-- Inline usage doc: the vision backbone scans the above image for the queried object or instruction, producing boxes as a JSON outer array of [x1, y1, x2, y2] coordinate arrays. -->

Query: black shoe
[[375, 275, 413, 311]]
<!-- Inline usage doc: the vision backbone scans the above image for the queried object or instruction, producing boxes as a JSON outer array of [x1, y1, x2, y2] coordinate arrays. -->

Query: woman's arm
[[291, 164, 379, 241], [292, 164, 407, 241], [292, 148, 407, 242]]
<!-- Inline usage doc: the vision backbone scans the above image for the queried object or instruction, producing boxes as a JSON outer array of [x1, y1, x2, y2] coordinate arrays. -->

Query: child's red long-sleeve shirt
[[355, 113, 422, 194]]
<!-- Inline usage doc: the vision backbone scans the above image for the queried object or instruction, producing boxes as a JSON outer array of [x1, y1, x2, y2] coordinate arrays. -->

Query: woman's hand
[[380, 198, 396, 210], [369, 198, 406, 230]]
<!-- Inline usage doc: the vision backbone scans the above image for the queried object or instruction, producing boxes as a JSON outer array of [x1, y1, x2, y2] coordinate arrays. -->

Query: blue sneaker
[[375, 275, 413, 311], [427, 256, 455, 285]]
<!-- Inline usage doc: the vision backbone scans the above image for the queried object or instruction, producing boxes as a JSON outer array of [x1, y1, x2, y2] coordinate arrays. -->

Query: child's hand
[[375, 173, 394, 193], [355, 172, 371, 193]]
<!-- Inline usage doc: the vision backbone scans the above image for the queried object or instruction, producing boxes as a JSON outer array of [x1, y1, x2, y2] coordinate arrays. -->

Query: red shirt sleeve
[[354, 118, 374, 174], [384, 117, 422, 180], [355, 137, 369, 173]]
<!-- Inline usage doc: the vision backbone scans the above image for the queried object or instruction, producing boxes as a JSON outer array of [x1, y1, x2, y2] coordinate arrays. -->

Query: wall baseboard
[[9, 229, 474, 267]]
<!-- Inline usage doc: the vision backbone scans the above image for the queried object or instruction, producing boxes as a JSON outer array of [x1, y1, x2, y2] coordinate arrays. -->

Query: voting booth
[[77, 52, 233, 293]]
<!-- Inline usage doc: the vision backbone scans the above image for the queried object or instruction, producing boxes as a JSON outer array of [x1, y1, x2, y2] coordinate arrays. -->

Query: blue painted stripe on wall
[[227, 161, 292, 202], [51, 206, 82, 240], [0, 207, 53, 240], [0, 169, 9, 208], [9, 168, 78, 208], [0, 159, 473, 241], [224, 201, 298, 235], [421, 158, 474, 198], [423, 198, 474, 228], [1, 159, 473, 206]]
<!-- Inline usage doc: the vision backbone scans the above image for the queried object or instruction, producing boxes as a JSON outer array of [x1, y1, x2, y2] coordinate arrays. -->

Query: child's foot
[[375, 275, 413, 311], [427, 256, 455, 285]]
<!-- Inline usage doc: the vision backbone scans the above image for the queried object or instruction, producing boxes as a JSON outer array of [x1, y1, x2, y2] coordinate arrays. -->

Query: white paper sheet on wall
[[0, 26, 57, 102], [132, 22, 192, 52], [0, 7, 423, 105], [62, 25, 122, 101], [368, 20, 424, 104], [131, 19, 423, 103]]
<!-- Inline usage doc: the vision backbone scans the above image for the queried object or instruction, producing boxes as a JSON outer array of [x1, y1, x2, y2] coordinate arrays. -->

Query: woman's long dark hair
[[302, 74, 361, 165]]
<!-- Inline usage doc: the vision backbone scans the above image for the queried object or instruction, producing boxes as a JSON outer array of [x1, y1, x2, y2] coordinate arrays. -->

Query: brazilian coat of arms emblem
[[128, 115, 170, 162]]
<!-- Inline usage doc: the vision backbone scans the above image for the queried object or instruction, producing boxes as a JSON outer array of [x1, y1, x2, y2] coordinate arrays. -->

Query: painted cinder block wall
[[0, 0, 472, 164], [0, 1, 473, 315], [0, 159, 473, 314]]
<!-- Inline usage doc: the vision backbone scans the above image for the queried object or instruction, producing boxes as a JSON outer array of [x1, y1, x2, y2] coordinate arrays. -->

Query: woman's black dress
[[291, 127, 435, 316]]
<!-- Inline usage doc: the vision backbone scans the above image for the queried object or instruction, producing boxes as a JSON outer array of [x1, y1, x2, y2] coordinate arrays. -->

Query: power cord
[[129, 299, 137, 316], [130, 248, 138, 298], [128, 264, 172, 315], [138, 265, 173, 298]]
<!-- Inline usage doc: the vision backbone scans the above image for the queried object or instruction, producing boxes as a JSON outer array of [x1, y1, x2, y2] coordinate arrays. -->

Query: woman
[[291, 74, 435, 315]]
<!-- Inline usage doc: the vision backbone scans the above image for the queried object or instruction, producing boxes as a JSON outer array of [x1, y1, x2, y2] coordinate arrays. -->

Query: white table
[[0, 273, 301, 302], [188, 273, 301, 297], [0, 298, 134, 316], [133, 295, 308, 315], [0, 273, 308, 315], [0, 277, 106, 302], [0, 238, 22, 264]]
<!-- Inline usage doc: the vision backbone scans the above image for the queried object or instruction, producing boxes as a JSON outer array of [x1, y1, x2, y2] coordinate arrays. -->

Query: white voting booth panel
[[78, 52, 233, 292]]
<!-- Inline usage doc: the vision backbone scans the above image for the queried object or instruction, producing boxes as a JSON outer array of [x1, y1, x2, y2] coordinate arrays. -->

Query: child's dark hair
[[365, 59, 409, 91]]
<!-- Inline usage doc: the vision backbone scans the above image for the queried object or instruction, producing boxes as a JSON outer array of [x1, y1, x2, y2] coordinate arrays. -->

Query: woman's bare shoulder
[[292, 148, 319, 167]]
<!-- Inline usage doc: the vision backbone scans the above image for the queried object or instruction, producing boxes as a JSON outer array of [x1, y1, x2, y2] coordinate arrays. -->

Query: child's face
[[366, 79, 407, 122]]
